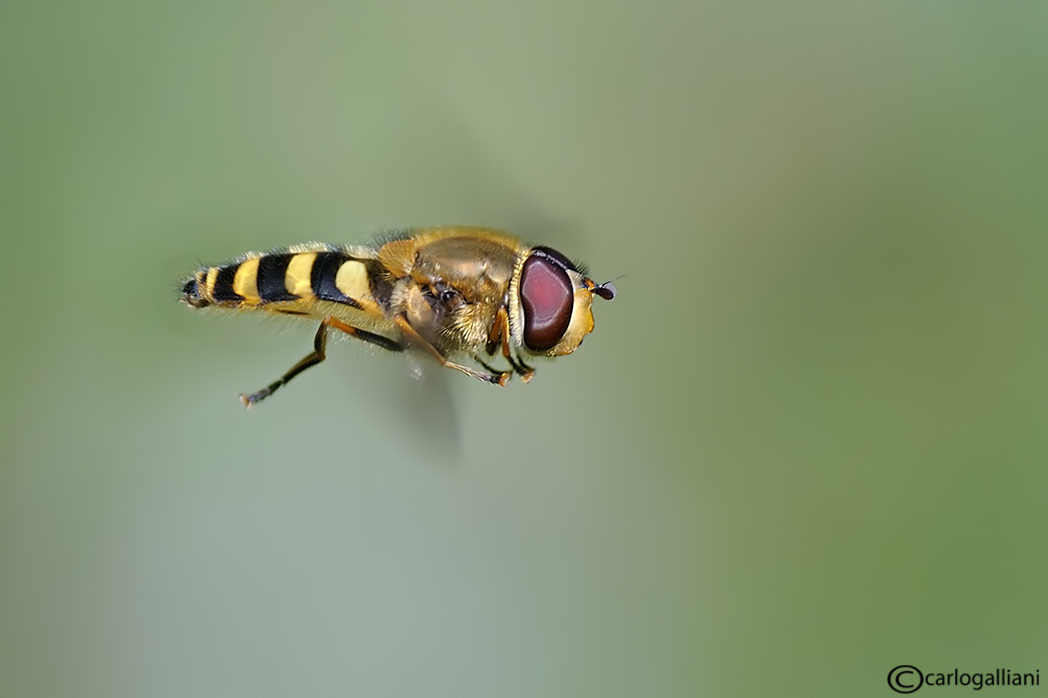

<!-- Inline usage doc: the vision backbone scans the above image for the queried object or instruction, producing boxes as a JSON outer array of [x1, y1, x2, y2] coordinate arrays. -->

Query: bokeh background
[[2, 2, 1046, 697]]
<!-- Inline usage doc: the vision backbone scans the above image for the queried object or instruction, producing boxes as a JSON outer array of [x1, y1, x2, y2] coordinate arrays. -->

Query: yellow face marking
[[335, 260, 371, 302], [285, 253, 316, 298], [205, 267, 219, 301], [547, 288, 595, 356], [233, 257, 260, 303]]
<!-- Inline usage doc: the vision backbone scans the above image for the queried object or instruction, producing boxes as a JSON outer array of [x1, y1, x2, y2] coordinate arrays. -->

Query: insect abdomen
[[180, 247, 387, 313]]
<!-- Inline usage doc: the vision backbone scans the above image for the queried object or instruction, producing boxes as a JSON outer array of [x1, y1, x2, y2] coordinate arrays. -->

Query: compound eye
[[521, 253, 574, 351], [531, 245, 578, 272]]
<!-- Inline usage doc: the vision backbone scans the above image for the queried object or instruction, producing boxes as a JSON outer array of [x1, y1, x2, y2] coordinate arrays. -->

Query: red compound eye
[[521, 251, 574, 351]]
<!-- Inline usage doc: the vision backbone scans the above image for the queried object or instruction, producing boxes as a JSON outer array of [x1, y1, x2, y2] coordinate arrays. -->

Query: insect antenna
[[591, 275, 622, 301]]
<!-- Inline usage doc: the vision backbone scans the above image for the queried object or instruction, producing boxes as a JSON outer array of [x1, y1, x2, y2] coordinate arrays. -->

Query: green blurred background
[[2, 2, 1046, 696]]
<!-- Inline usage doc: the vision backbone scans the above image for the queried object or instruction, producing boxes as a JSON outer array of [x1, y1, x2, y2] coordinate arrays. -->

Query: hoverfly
[[179, 226, 616, 406]]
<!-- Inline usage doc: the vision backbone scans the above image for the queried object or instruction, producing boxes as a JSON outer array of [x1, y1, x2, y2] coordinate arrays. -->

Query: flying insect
[[179, 226, 616, 406]]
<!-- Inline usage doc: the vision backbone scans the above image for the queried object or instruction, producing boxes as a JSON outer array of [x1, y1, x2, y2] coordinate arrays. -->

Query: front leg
[[487, 306, 535, 382]]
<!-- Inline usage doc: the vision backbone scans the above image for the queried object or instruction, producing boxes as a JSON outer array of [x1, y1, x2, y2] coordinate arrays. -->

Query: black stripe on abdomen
[[311, 252, 361, 308], [256, 254, 299, 303], [211, 264, 243, 302]]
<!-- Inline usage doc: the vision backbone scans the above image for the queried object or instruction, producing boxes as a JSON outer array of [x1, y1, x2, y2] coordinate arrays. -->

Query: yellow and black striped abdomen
[[180, 246, 392, 323]]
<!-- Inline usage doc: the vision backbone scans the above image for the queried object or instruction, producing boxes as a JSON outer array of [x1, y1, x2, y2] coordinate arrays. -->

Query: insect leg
[[473, 355, 511, 377], [240, 321, 330, 407], [505, 354, 534, 383], [240, 316, 405, 407], [394, 315, 510, 386], [324, 316, 407, 353], [494, 307, 535, 382]]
